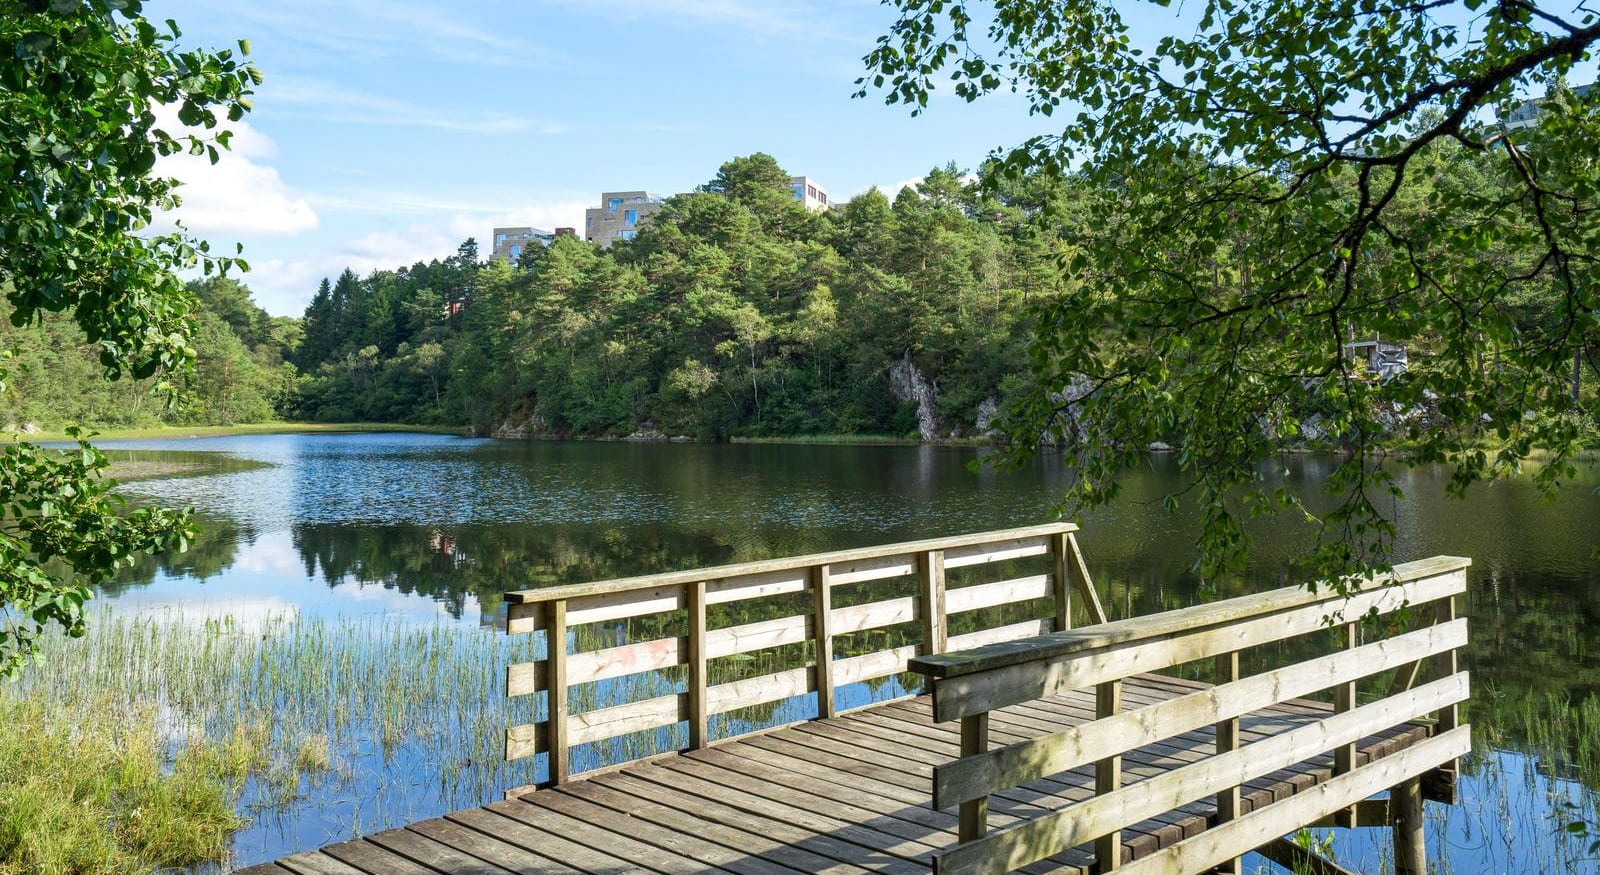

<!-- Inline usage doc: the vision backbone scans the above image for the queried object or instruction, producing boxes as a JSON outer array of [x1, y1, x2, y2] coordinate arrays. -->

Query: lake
[[61, 433, 1600, 871]]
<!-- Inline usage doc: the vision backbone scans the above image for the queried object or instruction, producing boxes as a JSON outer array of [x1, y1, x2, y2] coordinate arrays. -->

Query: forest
[[3, 151, 1594, 442]]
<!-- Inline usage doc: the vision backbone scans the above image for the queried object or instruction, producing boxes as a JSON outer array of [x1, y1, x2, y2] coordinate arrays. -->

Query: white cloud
[[153, 110, 319, 238], [243, 197, 593, 316]]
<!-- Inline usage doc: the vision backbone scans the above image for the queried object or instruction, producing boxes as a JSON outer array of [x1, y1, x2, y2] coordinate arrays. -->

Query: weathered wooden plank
[[1214, 650, 1241, 875], [911, 558, 1469, 680], [567, 691, 684, 746], [546, 600, 569, 785], [560, 777, 819, 870], [504, 719, 546, 762], [619, 770, 928, 875], [687, 580, 709, 749], [921, 550, 949, 656], [447, 806, 639, 873], [365, 826, 507, 875], [815, 565, 837, 719], [270, 855, 362, 875], [706, 569, 809, 605], [406, 817, 580, 874], [508, 586, 684, 634], [711, 613, 812, 658], [629, 759, 940, 864], [1254, 837, 1362, 875], [932, 677, 1468, 875], [1066, 532, 1108, 625], [959, 713, 990, 842], [709, 664, 815, 715], [1096, 679, 1124, 872], [1333, 621, 1359, 827], [931, 620, 1468, 808], [490, 797, 711, 874], [1107, 727, 1471, 875], [944, 536, 1051, 569], [505, 524, 1078, 605], [833, 595, 919, 636], [1050, 532, 1072, 631], [318, 838, 439, 875], [946, 575, 1052, 615], [927, 569, 1466, 721], [947, 619, 1056, 654], [832, 554, 917, 586], [836, 645, 920, 687], [234, 864, 297, 875]]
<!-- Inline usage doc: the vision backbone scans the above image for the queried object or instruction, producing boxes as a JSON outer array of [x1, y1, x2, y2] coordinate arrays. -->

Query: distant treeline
[[290, 154, 1066, 438], [5, 151, 1590, 439]]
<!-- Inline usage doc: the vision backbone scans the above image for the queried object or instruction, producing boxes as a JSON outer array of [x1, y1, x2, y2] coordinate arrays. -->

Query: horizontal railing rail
[[503, 523, 1109, 788], [908, 555, 1471, 875]]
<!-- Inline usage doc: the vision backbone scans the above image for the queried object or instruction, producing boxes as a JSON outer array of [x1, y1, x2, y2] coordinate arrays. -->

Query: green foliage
[[0, 433, 194, 679], [291, 155, 1054, 439], [860, 0, 1600, 586], [0, 0, 255, 674]]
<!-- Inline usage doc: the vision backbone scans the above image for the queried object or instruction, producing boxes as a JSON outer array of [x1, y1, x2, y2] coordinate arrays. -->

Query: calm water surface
[[90, 433, 1600, 872]]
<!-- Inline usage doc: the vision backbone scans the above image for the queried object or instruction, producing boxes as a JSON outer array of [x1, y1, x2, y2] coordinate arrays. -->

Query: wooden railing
[[502, 522, 1107, 786], [908, 555, 1471, 875]]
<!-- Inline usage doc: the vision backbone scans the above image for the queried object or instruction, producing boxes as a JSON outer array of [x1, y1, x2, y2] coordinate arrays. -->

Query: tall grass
[[1, 610, 537, 870]]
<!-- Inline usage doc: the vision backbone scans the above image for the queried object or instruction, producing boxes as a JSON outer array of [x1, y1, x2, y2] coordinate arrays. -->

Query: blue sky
[[156, 1, 1060, 316]]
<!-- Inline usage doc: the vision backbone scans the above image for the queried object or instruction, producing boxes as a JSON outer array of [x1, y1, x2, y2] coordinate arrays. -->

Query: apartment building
[[490, 226, 556, 263], [585, 191, 664, 247], [789, 176, 831, 211], [1500, 82, 1594, 132]]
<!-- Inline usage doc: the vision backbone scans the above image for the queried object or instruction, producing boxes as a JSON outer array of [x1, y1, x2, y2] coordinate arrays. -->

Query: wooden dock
[[237, 525, 1470, 875]]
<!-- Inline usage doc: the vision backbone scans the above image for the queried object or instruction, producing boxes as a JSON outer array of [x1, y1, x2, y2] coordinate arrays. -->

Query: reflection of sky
[[100, 527, 465, 624]]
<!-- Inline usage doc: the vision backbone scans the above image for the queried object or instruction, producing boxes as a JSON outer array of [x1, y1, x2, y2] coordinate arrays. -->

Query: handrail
[[908, 554, 1470, 679], [502, 523, 1106, 789], [908, 555, 1471, 875], [504, 522, 1078, 604]]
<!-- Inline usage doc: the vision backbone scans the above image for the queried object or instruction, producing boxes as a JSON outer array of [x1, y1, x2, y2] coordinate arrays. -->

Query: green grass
[[4, 421, 468, 443], [0, 697, 256, 875]]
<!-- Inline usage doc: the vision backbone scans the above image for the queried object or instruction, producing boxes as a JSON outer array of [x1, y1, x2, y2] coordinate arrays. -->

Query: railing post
[[812, 564, 835, 719], [1428, 594, 1461, 803], [546, 599, 569, 786], [1095, 679, 1123, 871], [958, 713, 989, 843], [1050, 531, 1072, 631], [1215, 650, 1241, 875], [1333, 620, 1358, 826], [687, 580, 708, 749], [919, 550, 947, 656]]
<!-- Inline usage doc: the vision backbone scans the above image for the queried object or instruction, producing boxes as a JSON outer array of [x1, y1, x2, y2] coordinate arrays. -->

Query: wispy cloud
[[263, 77, 567, 134], [226, 1, 565, 68], [549, 0, 855, 41]]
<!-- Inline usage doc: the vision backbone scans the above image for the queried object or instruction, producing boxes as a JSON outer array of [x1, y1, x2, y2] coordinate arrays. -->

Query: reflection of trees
[[102, 512, 251, 595]]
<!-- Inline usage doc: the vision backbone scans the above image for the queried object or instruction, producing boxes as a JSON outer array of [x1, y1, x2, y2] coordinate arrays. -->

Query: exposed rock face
[[1043, 373, 1095, 446], [888, 352, 941, 441], [975, 398, 1001, 437], [491, 412, 548, 439]]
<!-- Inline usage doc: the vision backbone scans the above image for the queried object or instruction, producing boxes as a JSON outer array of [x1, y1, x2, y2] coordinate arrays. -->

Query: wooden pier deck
[[236, 526, 1470, 875]]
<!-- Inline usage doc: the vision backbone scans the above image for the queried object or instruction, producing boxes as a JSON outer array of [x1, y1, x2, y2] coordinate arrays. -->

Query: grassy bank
[[730, 433, 991, 446], [5, 422, 468, 443]]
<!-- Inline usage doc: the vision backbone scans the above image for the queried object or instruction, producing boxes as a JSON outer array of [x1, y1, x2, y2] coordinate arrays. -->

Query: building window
[[625, 209, 638, 226], [608, 198, 622, 212], [510, 244, 522, 259], [635, 196, 644, 203], [818, 192, 827, 204], [792, 183, 803, 200], [586, 217, 592, 229], [619, 229, 636, 240]]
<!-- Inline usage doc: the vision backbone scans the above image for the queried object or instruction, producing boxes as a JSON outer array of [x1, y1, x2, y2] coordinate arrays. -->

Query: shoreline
[[5, 422, 469, 443]]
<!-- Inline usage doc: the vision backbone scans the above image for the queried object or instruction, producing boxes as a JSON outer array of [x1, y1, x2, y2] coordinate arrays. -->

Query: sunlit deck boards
[[236, 674, 1432, 875]]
